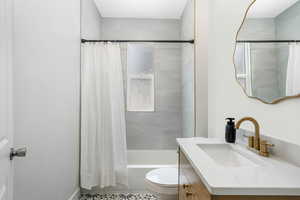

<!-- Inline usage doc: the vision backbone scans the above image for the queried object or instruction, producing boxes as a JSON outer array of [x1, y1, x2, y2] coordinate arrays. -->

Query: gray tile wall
[[275, 1, 300, 40], [237, 19, 282, 102], [121, 44, 183, 150], [250, 43, 282, 101], [101, 19, 183, 149], [275, 44, 289, 97], [238, 19, 276, 40]]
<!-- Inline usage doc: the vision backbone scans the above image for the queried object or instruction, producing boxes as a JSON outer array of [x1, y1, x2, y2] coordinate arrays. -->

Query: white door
[[0, 0, 14, 199]]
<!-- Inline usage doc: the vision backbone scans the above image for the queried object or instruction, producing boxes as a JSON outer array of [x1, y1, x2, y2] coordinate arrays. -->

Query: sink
[[197, 144, 258, 167]]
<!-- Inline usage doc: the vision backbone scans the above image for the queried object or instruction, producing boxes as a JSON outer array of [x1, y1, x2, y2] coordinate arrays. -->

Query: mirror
[[234, 0, 300, 104]]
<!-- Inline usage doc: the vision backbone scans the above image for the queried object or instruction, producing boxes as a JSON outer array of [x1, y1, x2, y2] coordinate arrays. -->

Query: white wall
[[81, 0, 181, 41], [207, 0, 300, 145], [101, 18, 181, 40], [195, 0, 209, 137], [81, 0, 102, 39], [181, 0, 195, 138], [13, 0, 80, 200]]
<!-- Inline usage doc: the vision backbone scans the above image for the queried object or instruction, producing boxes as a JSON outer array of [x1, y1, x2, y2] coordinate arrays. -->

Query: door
[[0, 0, 14, 199], [0, 121, 13, 200]]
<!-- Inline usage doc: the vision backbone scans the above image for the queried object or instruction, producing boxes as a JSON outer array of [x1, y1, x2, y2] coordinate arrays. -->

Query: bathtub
[[85, 150, 178, 193], [127, 150, 178, 191]]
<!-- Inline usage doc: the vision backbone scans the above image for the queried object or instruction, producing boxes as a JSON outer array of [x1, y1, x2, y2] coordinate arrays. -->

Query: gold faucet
[[236, 117, 261, 150], [236, 117, 274, 157]]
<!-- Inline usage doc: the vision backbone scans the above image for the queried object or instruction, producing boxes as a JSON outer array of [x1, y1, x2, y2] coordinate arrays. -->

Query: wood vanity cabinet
[[178, 149, 300, 200]]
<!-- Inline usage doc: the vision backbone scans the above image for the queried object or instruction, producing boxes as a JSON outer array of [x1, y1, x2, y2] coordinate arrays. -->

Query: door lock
[[10, 147, 27, 160]]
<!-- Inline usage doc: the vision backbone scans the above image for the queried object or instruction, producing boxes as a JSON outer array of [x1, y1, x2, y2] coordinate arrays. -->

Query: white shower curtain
[[286, 43, 300, 96], [81, 42, 128, 189]]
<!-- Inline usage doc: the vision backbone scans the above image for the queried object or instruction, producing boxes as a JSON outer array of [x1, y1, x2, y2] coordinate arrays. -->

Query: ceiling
[[248, 0, 299, 18], [93, 0, 188, 19]]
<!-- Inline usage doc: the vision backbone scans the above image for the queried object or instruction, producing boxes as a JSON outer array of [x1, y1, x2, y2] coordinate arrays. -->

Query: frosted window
[[127, 74, 154, 111], [127, 44, 154, 111]]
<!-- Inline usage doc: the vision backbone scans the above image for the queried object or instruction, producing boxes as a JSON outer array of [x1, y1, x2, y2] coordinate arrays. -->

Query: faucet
[[236, 117, 274, 157], [236, 117, 261, 151]]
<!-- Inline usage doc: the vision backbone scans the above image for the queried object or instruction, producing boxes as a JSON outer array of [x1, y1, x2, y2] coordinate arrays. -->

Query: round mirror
[[234, 0, 300, 104]]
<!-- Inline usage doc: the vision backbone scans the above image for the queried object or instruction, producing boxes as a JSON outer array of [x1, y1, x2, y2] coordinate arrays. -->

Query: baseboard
[[68, 188, 80, 200]]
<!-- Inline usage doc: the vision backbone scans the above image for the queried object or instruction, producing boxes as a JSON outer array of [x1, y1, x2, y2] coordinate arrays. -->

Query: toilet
[[145, 168, 178, 200]]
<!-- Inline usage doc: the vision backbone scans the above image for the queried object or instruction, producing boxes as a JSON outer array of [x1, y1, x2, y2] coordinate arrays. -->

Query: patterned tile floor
[[80, 193, 158, 200]]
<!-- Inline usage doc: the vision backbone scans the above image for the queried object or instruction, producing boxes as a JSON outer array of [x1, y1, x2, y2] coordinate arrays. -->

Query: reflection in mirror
[[234, 0, 300, 103]]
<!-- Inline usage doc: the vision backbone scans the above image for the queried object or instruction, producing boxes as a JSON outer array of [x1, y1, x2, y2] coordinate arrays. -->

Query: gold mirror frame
[[233, 0, 300, 104]]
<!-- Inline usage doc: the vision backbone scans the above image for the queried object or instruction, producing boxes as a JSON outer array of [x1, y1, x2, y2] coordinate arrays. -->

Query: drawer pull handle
[[183, 184, 190, 189], [185, 191, 193, 196]]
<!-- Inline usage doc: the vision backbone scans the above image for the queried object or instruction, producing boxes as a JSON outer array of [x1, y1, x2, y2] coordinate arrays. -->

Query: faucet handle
[[259, 140, 274, 157], [248, 136, 254, 148]]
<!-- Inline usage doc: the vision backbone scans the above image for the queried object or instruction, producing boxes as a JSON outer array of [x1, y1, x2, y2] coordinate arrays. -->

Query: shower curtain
[[286, 43, 300, 96], [81, 42, 128, 189]]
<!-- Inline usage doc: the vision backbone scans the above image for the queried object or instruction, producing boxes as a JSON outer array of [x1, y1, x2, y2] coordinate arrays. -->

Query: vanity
[[177, 138, 300, 200], [175, 0, 300, 197]]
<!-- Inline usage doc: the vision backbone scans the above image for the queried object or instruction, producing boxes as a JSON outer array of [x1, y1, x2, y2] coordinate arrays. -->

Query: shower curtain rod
[[236, 40, 300, 43], [81, 39, 194, 44]]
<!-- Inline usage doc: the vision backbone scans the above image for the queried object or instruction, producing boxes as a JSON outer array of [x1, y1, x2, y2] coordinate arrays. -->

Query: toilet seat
[[145, 167, 178, 196], [145, 168, 179, 199], [146, 168, 178, 187]]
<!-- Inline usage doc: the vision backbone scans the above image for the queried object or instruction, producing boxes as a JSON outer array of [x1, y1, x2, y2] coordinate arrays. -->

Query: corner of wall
[[68, 188, 80, 200], [195, 0, 209, 137]]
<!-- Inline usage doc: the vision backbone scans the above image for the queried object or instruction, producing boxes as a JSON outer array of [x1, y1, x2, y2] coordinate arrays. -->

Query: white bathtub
[[85, 150, 178, 193]]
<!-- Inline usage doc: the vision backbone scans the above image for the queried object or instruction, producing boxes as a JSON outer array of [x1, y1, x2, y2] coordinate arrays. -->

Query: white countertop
[[177, 137, 300, 196]]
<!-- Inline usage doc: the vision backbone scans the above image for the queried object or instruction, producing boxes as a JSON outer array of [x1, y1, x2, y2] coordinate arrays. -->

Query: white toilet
[[145, 168, 178, 200]]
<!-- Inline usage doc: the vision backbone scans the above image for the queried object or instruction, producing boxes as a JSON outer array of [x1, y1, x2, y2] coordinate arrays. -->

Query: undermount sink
[[197, 144, 258, 167]]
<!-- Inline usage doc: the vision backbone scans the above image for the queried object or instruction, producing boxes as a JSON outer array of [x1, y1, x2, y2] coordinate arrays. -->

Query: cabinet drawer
[[191, 181, 211, 200], [179, 184, 193, 200], [179, 150, 211, 200]]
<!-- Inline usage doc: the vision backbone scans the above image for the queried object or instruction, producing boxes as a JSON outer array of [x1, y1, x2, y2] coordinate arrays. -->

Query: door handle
[[10, 147, 27, 160]]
